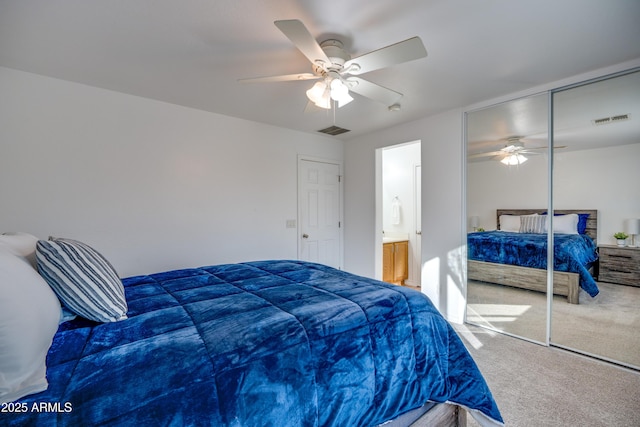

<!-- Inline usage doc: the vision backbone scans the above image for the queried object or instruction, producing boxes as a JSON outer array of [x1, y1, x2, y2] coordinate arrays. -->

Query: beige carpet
[[455, 323, 640, 427], [467, 280, 640, 368]]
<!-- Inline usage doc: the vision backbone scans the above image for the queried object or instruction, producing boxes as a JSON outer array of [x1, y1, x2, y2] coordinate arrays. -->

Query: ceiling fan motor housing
[[319, 39, 350, 70], [503, 137, 524, 152]]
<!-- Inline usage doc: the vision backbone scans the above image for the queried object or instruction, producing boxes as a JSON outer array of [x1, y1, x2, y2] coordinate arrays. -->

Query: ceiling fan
[[469, 137, 566, 165], [239, 19, 427, 110]]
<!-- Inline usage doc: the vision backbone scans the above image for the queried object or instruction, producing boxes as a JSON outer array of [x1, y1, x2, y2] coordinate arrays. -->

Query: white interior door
[[298, 159, 342, 269]]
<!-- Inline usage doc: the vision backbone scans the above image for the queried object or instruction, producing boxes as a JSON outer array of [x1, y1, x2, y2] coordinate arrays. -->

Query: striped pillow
[[36, 238, 127, 322], [519, 214, 547, 234]]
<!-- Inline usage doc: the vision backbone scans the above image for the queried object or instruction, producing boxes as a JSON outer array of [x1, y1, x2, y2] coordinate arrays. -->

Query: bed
[[467, 209, 599, 304], [1, 234, 503, 427]]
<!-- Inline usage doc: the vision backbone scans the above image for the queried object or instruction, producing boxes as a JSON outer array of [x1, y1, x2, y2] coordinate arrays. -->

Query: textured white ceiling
[[1, 0, 639, 140]]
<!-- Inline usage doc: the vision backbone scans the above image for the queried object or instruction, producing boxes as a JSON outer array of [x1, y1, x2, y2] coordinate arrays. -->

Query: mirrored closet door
[[550, 70, 640, 369], [465, 93, 550, 343]]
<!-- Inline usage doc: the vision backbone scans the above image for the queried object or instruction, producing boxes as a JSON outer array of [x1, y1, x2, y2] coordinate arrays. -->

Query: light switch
[[286, 219, 296, 228]]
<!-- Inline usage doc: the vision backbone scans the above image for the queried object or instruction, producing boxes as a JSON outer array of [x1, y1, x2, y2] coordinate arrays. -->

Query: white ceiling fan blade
[[346, 77, 402, 106], [470, 145, 567, 159], [274, 19, 331, 67], [468, 150, 507, 159], [239, 73, 319, 83], [519, 151, 543, 155], [520, 147, 567, 155], [344, 37, 427, 75], [521, 145, 567, 151]]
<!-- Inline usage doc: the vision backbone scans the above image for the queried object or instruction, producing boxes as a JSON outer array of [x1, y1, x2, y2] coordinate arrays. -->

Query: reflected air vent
[[592, 114, 630, 126], [317, 125, 351, 136]]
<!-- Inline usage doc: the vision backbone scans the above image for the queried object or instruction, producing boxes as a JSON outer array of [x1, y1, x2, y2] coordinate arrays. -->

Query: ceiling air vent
[[592, 113, 630, 126], [611, 113, 630, 122], [317, 125, 351, 136]]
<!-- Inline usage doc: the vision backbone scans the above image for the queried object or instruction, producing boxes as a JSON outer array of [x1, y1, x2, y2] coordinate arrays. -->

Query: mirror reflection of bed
[[469, 209, 598, 305], [465, 69, 640, 370], [467, 209, 599, 343]]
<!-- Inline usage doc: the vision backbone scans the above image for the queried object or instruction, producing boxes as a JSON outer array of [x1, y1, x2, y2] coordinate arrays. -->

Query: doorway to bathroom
[[375, 140, 422, 289]]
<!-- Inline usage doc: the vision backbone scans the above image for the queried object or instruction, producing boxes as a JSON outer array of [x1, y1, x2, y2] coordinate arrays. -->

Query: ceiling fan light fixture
[[329, 77, 344, 92], [335, 91, 353, 107], [314, 92, 331, 109], [306, 81, 326, 100], [307, 77, 353, 109], [306, 81, 331, 109], [501, 154, 528, 166], [329, 78, 353, 107]]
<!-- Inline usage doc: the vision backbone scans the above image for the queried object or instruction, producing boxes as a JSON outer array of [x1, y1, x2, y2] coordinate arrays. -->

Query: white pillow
[[550, 213, 579, 234], [0, 247, 61, 404], [499, 215, 523, 232], [0, 232, 39, 270]]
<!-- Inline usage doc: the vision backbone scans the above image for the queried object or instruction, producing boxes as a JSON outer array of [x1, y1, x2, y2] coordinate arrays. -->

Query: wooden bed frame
[[382, 402, 467, 427], [468, 209, 598, 304]]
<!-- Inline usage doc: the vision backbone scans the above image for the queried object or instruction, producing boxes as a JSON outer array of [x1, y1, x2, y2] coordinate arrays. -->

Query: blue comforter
[[468, 232, 599, 297], [7, 260, 502, 426]]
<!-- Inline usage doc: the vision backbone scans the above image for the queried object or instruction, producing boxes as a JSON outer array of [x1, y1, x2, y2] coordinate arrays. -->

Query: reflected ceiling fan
[[239, 19, 427, 110], [469, 137, 566, 165]]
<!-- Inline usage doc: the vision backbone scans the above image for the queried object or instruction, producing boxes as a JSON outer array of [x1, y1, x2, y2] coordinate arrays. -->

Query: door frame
[[297, 155, 344, 269], [375, 141, 422, 283], [412, 163, 422, 287]]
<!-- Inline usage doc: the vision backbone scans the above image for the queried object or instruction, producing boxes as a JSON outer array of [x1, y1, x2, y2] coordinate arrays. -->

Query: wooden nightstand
[[598, 245, 640, 287]]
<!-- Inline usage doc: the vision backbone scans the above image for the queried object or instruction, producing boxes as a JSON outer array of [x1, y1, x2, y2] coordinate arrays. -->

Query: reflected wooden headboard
[[496, 209, 598, 241]]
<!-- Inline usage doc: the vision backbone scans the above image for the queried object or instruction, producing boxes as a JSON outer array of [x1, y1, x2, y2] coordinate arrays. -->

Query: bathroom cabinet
[[383, 240, 408, 285]]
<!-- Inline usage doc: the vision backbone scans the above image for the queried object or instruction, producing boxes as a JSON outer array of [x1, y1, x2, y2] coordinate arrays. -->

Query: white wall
[[556, 144, 640, 244], [0, 67, 343, 277], [345, 110, 466, 323], [468, 143, 640, 243], [467, 155, 548, 229]]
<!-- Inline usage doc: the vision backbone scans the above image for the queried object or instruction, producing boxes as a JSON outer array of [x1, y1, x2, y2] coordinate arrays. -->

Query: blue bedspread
[[468, 232, 599, 297], [7, 260, 502, 426]]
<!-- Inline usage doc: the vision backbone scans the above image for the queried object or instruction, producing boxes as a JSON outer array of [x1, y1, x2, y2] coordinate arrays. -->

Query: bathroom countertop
[[382, 235, 409, 244]]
